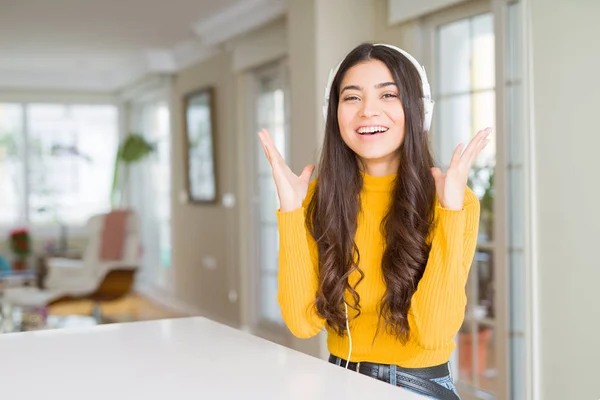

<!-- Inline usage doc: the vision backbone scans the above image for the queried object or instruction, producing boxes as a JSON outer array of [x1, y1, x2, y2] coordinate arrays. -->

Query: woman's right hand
[[258, 128, 314, 212]]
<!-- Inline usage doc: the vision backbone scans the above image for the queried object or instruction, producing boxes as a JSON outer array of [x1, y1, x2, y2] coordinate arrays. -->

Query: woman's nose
[[360, 99, 381, 118]]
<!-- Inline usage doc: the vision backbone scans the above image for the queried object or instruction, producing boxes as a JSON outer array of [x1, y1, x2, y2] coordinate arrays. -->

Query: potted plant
[[110, 133, 154, 208], [468, 164, 495, 241], [458, 322, 493, 376], [9, 228, 32, 270], [459, 164, 495, 377]]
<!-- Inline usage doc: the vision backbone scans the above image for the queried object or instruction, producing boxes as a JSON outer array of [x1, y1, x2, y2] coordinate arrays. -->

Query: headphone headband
[[322, 44, 434, 131]]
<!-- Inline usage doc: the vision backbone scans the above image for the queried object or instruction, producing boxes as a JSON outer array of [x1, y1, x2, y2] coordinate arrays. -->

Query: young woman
[[258, 43, 490, 399]]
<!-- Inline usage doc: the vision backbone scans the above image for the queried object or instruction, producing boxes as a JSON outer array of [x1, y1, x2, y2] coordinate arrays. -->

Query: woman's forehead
[[340, 59, 395, 89]]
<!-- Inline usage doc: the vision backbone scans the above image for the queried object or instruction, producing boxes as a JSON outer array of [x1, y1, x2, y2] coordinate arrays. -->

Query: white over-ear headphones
[[322, 44, 435, 132]]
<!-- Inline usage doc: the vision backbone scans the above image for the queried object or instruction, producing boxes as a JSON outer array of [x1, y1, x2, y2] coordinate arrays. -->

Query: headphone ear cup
[[423, 99, 434, 132]]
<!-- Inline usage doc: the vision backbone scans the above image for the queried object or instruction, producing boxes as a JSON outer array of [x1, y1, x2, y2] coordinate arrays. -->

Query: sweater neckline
[[361, 172, 396, 192]]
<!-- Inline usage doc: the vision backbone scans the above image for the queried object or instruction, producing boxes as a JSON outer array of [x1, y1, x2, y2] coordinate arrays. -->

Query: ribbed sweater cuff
[[432, 206, 471, 286], [277, 207, 308, 246], [276, 207, 315, 274], [435, 206, 468, 248]]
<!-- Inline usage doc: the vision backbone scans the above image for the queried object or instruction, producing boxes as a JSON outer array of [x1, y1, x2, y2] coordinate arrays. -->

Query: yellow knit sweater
[[276, 173, 480, 368]]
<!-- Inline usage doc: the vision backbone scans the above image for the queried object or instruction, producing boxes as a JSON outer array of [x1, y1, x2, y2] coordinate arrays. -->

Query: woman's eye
[[382, 93, 399, 99], [343, 96, 360, 101]]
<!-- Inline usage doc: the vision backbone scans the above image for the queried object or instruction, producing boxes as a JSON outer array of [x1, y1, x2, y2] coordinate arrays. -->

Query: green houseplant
[[111, 134, 154, 208]]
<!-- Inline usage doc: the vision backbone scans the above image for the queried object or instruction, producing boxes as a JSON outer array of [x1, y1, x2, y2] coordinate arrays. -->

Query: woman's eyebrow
[[341, 82, 398, 94], [375, 82, 397, 89], [341, 84, 361, 94]]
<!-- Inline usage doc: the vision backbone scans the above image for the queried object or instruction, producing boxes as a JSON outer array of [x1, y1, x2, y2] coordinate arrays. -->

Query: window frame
[[127, 97, 173, 292], [420, 1, 529, 399], [243, 57, 293, 344], [0, 96, 120, 237]]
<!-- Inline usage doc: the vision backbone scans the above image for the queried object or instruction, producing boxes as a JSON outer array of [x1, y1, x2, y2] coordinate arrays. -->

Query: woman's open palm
[[258, 128, 314, 212], [431, 127, 492, 210]]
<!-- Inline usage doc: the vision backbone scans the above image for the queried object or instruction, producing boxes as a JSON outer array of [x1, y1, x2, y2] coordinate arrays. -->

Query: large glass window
[[251, 61, 289, 325], [0, 104, 25, 225], [431, 1, 526, 399], [27, 104, 118, 225], [506, 3, 526, 399], [0, 103, 118, 228], [436, 12, 498, 392], [129, 101, 172, 289]]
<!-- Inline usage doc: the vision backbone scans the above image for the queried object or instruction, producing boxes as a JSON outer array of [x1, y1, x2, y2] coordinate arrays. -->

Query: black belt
[[329, 355, 460, 400]]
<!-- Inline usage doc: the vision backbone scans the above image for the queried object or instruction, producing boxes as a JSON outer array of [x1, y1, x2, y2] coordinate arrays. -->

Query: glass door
[[425, 1, 526, 399], [247, 60, 290, 333], [129, 101, 172, 292]]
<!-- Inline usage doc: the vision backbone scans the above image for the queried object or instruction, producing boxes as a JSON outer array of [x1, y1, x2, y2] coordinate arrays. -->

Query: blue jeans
[[402, 374, 460, 399], [329, 356, 461, 399]]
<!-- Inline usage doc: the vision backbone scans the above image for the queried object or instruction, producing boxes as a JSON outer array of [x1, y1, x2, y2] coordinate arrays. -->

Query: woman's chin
[[355, 151, 400, 167]]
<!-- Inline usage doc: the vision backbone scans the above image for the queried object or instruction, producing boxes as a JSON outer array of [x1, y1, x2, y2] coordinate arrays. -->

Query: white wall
[[230, 18, 287, 73], [529, 0, 600, 399], [387, 0, 466, 25], [285, 0, 376, 358], [313, 0, 376, 145], [170, 50, 241, 328]]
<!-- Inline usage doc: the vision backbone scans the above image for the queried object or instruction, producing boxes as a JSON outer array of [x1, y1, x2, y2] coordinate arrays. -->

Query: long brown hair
[[307, 43, 437, 343]]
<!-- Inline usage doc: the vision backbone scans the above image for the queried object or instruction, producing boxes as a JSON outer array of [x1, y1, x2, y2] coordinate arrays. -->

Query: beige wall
[[529, 0, 600, 399], [167, 1, 378, 356], [286, 0, 377, 357], [160, 0, 600, 397], [287, 0, 319, 174], [170, 50, 240, 327], [374, 0, 423, 56], [230, 18, 287, 73], [231, 17, 288, 335], [166, 2, 405, 337]]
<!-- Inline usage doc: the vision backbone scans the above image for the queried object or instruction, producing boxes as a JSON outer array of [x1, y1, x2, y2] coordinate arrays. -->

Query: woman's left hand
[[431, 127, 492, 210]]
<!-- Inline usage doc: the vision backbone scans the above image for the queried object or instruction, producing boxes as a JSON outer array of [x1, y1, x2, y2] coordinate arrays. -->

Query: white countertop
[[0, 316, 425, 399]]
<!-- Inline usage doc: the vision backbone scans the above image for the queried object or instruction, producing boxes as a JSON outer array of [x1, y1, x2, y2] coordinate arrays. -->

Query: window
[[0, 103, 118, 228], [0, 104, 25, 225], [436, 11, 499, 396], [506, 3, 527, 400], [249, 61, 289, 326], [129, 101, 172, 289], [425, 1, 527, 399]]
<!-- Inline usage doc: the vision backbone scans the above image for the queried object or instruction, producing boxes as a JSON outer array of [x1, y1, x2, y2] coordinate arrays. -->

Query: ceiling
[[0, 0, 286, 92]]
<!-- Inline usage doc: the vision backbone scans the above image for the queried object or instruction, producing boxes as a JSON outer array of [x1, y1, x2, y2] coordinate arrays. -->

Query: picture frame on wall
[[183, 87, 217, 204]]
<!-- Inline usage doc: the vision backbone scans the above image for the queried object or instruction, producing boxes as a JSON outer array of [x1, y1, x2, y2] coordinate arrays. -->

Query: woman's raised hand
[[430, 127, 492, 210], [258, 128, 315, 212]]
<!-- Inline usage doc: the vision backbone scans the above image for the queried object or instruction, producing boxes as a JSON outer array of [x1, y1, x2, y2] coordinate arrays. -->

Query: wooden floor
[[49, 292, 184, 322]]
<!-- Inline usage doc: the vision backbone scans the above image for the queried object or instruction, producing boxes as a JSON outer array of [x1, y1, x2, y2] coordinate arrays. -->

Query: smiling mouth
[[356, 126, 389, 135]]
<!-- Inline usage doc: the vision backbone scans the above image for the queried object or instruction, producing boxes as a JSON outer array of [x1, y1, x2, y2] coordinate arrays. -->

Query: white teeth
[[357, 126, 389, 134]]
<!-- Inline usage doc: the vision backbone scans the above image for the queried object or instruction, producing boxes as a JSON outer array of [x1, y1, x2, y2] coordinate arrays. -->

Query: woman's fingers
[[258, 128, 287, 170], [460, 127, 492, 168], [299, 164, 315, 183], [258, 128, 309, 212], [258, 129, 279, 167], [258, 129, 272, 165], [449, 143, 465, 168], [460, 129, 484, 163], [467, 128, 492, 166]]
